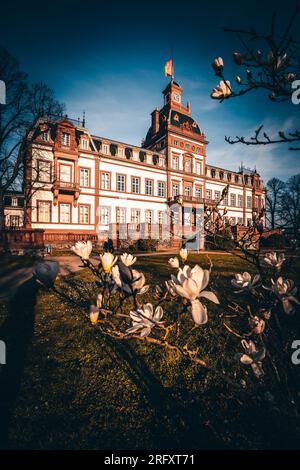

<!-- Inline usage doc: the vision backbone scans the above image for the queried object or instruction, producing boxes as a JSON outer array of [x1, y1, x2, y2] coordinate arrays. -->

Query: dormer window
[[62, 132, 70, 146], [174, 113, 179, 121], [81, 139, 89, 150], [42, 131, 49, 142], [102, 144, 109, 155], [12, 197, 18, 207]]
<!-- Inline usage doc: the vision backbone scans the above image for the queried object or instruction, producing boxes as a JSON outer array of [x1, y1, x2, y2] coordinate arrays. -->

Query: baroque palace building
[[24, 79, 266, 247]]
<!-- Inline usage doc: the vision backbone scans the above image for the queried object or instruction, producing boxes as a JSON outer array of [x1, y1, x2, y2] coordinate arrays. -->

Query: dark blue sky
[[1, 0, 299, 182]]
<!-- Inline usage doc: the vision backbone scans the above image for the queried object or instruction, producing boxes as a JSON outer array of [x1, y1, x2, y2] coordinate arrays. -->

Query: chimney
[[151, 108, 159, 134]]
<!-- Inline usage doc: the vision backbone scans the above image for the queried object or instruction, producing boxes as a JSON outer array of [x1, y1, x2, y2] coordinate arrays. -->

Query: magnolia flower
[[111, 265, 149, 295], [235, 75, 242, 84], [165, 280, 177, 297], [212, 57, 224, 75], [231, 272, 261, 293], [90, 305, 99, 325], [71, 240, 92, 259], [211, 80, 232, 99], [233, 52, 243, 65], [236, 340, 266, 378], [179, 248, 188, 261], [126, 303, 163, 337], [33, 261, 59, 286], [249, 316, 265, 335], [100, 252, 117, 273], [170, 265, 219, 325], [261, 252, 285, 271], [168, 257, 180, 268], [120, 253, 137, 267], [153, 284, 164, 300], [269, 277, 300, 315]]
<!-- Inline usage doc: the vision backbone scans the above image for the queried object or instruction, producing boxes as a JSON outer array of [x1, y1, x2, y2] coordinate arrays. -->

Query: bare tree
[[279, 174, 300, 237], [0, 46, 64, 229], [266, 177, 285, 229], [210, 6, 300, 150]]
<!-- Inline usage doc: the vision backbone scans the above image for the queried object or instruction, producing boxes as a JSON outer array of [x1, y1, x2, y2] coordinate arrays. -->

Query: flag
[[164, 59, 174, 78]]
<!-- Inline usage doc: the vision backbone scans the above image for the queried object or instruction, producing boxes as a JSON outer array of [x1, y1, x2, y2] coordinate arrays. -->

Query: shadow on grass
[[0, 276, 39, 449]]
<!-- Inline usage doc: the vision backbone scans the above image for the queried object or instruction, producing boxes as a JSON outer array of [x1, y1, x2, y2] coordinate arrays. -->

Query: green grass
[[1, 252, 300, 449]]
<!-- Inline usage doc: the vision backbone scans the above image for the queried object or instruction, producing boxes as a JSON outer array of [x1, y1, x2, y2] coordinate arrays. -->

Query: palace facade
[[24, 79, 266, 247]]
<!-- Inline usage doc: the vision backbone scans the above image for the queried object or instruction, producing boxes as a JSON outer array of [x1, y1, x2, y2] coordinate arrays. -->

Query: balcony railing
[[53, 181, 79, 192], [168, 195, 218, 205]]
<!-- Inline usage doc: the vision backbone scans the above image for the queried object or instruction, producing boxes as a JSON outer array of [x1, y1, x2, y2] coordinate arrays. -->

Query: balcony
[[52, 181, 80, 206], [167, 195, 218, 206]]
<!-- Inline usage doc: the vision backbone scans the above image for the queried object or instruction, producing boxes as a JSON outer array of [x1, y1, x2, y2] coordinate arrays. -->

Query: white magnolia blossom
[[211, 80, 232, 99], [179, 248, 188, 261], [126, 303, 163, 337], [170, 264, 219, 325], [120, 253, 137, 267], [236, 340, 266, 378], [269, 277, 300, 315], [97, 293, 103, 308], [111, 265, 149, 295], [249, 316, 265, 334], [212, 56, 224, 74], [231, 272, 261, 293], [100, 252, 118, 273], [71, 240, 92, 259], [262, 252, 285, 271], [90, 305, 99, 325], [168, 257, 180, 269], [33, 261, 59, 286]]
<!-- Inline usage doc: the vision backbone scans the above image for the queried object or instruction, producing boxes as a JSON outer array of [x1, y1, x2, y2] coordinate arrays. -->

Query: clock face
[[173, 92, 181, 103]]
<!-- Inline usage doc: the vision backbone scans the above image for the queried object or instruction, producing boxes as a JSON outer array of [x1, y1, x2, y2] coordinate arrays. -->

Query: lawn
[[0, 252, 300, 450]]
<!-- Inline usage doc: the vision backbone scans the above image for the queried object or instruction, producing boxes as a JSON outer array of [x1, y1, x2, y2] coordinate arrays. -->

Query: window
[[223, 194, 229, 206], [230, 217, 236, 225], [184, 158, 191, 173], [172, 155, 179, 170], [158, 182, 166, 197], [11, 197, 18, 207], [102, 144, 109, 155], [237, 217, 243, 225], [173, 139, 179, 146], [79, 205, 90, 224], [230, 194, 236, 206], [100, 207, 110, 225], [185, 143, 190, 149], [159, 156, 165, 167], [196, 162, 202, 175], [131, 209, 140, 224], [173, 183, 179, 196], [42, 131, 48, 141], [38, 201, 51, 222], [80, 168, 89, 187], [10, 215, 20, 227], [247, 196, 252, 209], [145, 179, 153, 195], [81, 139, 89, 150], [59, 203, 71, 223], [158, 211, 164, 225], [206, 189, 212, 200], [145, 210, 153, 224], [184, 186, 191, 196], [235, 175, 239, 184], [196, 187, 202, 200], [247, 218, 252, 226], [116, 207, 126, 224], [117, 175, 126, 192], [131, 177, 140, 194], [101, 172, 110, 190], [118, 147, 124, 158], [61, 132, 70, 146], [238, 194, 243, 208], [215, 191, 221, 202], [38, 160, 51, 182], [60, 164, 71, 182]]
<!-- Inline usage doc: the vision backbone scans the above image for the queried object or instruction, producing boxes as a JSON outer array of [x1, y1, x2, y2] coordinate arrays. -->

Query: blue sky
[[1, 0, 299, 183]]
